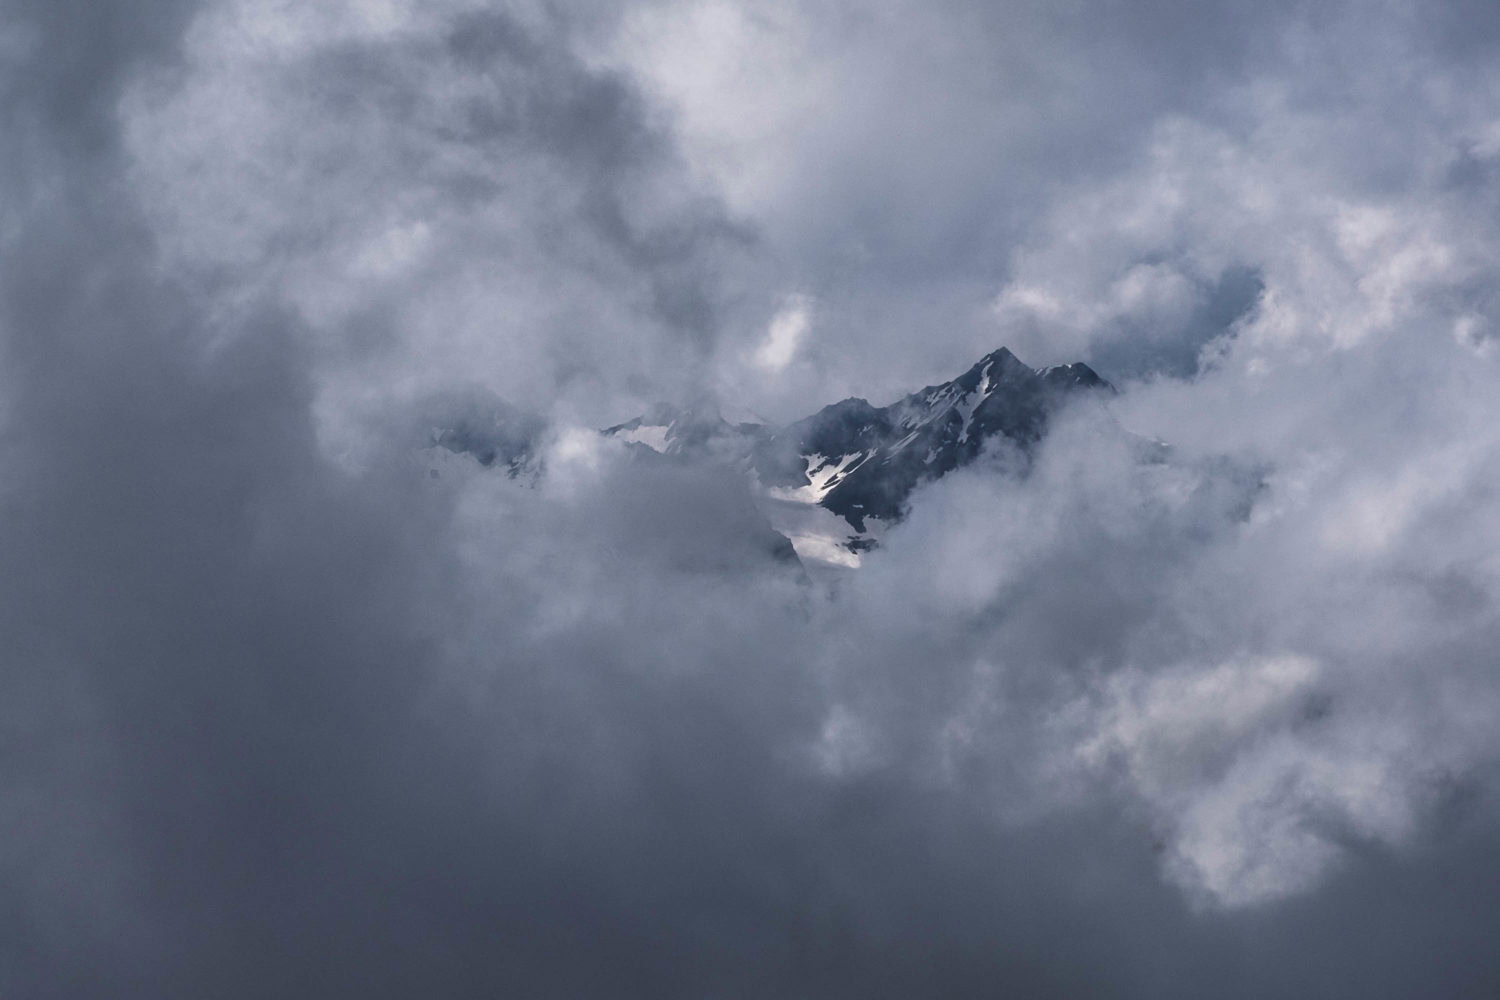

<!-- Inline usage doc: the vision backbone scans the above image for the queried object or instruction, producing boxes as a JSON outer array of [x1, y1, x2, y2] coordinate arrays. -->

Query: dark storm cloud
[[115, 0, 757, 427], [7, 0, 1500, 997], [0, 0, 199, 152]]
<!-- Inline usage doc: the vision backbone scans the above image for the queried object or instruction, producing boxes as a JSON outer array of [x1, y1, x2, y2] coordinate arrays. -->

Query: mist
[[6, 0, 1500, 996]]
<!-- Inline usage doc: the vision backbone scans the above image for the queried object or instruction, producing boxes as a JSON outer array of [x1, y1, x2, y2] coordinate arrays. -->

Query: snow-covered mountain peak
[[431, 347, 1112, 574]]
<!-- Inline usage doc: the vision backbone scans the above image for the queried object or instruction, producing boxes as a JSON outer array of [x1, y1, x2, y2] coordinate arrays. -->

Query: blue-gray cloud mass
[[5, 0, 1500, 995]]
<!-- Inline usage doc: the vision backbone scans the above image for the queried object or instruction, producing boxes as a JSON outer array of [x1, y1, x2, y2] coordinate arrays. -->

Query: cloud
[[752, 294, 810, 371], [117, 0, 761, 438], [7, 0, 1500, 996]]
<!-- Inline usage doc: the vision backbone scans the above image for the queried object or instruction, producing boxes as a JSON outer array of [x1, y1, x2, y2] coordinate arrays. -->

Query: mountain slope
[[433, 347, 1111, 572], [750, 348, 1109, 531]]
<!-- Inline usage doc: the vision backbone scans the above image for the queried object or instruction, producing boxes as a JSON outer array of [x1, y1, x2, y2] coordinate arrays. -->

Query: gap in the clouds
[[422, 344, 1115, 578], [1084, 264, 1266, 381]]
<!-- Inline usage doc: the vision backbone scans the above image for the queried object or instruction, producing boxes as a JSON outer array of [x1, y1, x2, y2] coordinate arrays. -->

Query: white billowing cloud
[[19, 0, 1500, 987], [607, 0, 821, 215], [989, 42, 1500, 376], [753, 294, 810, 371], [119, 0, 760, 448], [796, 227, 1500, 904], [1060, 652, 1443, 907], [106, 0, 1500, 922]]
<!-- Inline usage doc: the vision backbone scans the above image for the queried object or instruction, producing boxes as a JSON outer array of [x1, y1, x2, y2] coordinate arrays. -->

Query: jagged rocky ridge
[[745, 348, 1107, 531], [435, 347, 1112, 570]]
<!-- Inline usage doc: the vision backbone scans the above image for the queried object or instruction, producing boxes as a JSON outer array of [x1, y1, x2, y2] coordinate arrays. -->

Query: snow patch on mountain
[[613, 423, 671, 452], [768, 451, 871, 504]]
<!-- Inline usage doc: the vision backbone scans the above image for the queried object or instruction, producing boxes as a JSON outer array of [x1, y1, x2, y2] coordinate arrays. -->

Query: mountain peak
[[432, 346, 1112, 570], [978, 345, 1022, 367], [754, 346, 1111, 536], [1039, 361, 1111, 392], [950, 346, 1034, 393]]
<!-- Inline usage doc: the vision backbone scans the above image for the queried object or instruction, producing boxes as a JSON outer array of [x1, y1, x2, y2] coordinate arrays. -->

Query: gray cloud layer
[[6, 0, 1500, 995]]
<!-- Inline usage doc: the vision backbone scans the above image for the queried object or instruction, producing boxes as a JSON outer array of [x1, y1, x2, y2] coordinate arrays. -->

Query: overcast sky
[[6, 0, 1500, 995]]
